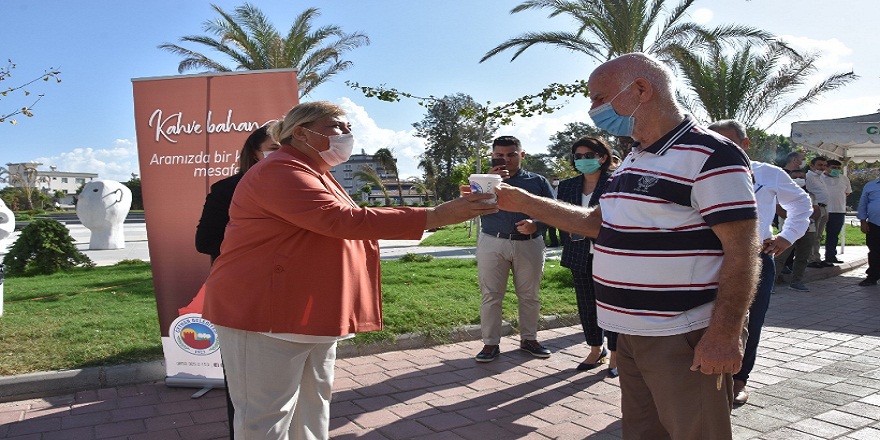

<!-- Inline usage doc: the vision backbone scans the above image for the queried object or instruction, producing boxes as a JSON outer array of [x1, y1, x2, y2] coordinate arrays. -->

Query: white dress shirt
[[753, 161, 812, 243], [806, 169, 830, 205], [821, 173, 852, 213]]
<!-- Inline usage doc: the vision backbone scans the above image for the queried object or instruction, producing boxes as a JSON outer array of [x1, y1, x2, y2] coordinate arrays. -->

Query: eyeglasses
[[572, 152, 600, 160]]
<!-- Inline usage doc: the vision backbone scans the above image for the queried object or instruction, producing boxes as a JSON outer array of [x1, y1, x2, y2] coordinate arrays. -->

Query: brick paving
[[2, 256, 880, 438]]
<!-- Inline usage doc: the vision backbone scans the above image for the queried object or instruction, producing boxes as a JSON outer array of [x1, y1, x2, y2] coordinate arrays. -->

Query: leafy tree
[[674, 42, 858, 130], [412, 93, 498, 201], [520, 153, 556, 179], [353, 165, 389, 206], [0, 163, 49, 210], [547, 122, 606, 158], [123, 176, 143, 210], [3, 219, 94, 276], [159, 3, 369, 97], [373, 148, 404, 205], [480, 0, 771, 65], [0, 59, 61, 125]]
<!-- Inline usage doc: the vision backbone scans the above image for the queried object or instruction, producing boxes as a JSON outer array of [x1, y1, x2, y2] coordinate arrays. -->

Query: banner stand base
[[165, 376, 226, 400]]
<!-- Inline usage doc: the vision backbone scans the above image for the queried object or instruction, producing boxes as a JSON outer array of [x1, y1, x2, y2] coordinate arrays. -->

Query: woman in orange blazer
[[202, 101, 496, 440]]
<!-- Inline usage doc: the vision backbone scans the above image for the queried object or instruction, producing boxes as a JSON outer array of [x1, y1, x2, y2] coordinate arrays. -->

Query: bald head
[[590, 53, 676, 102]]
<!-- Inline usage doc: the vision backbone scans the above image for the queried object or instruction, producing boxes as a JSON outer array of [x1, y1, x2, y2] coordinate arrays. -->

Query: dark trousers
[[734, 253, 774, 384], [824, 213, 845, 260], [867, 222, 880, 280], [572, 269, 618, 351], [546, 227, 560, 246]]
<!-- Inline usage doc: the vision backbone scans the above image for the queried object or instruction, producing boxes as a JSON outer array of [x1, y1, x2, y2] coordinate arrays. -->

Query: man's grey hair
[[615, 53, 676, 101], [708, 119, 748, 141]]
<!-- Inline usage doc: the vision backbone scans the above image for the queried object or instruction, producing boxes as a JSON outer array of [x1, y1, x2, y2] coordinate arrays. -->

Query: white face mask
[[792, 178, 806, 187], [302, 127, 354, 167], [262, 150, 274, 159], [552, 180, 560, 186]]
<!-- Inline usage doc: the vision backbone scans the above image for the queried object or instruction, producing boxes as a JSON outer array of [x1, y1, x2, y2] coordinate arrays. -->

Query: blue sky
[[1, 0, 877, 182]]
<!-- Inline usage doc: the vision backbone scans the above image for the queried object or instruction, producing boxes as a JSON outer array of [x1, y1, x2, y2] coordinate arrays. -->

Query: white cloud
[[33, 139, 140, 182], [777, 35, 854, 71], [337, 97, 429, 180], [690, 8, 714, 25]]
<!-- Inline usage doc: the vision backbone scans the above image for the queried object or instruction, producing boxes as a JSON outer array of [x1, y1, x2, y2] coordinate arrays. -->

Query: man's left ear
[[742, 138, 751, 150], [634, 78, 653, 102]]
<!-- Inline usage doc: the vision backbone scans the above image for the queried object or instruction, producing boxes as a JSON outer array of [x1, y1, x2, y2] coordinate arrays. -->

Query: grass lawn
[[0, 258, 576, 376], [419, 222, 478, 247]]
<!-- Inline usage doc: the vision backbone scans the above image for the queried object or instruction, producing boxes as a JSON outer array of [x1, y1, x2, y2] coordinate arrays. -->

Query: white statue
[[0, 199, 11, 316], [0, 199, 13, 242], [76, 180, 132, 250]]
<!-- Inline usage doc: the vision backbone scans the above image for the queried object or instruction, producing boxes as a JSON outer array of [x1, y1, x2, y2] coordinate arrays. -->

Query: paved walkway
[[2, 268, 879, 439]]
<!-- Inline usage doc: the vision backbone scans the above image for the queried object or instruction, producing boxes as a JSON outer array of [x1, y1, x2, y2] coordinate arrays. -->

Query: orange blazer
[[202, 145, 427, 336]]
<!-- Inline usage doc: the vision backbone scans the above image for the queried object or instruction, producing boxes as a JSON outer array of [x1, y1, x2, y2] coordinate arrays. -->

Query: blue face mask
[[575, 158, 601, 175], [589, 81, 640, 137], [828, 169, 841, 177]]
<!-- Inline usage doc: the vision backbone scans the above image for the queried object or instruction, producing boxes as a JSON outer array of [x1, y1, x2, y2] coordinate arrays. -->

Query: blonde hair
[[269, 101, 347, 145]]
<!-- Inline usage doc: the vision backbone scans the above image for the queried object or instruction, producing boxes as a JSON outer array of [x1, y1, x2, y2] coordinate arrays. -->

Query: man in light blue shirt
[[857, 177, 880, 286]]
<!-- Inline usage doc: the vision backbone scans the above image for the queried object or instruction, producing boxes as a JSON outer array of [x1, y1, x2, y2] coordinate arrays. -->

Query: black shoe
[[475, 345, 500, 362], [821, 261, 835, 267], [858, 278, 878, 287], [607, 367, 619, 378], [825, 258, 844, 264], [520, 340, 551, 358], [806, 262, 825, 268], [576, 347, 608, 371]]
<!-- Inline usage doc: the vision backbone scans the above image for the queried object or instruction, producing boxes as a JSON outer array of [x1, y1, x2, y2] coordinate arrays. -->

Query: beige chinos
[[477, 233, 546, 345], [216, 326, 336, 440]]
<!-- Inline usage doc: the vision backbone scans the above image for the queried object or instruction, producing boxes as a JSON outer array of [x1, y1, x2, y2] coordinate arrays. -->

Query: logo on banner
[[171, 314, 220, 355]]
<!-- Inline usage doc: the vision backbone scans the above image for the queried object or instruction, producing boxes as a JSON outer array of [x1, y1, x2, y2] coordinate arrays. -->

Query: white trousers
[[476, 234, 545, 344], [215, 326, 336, 440]]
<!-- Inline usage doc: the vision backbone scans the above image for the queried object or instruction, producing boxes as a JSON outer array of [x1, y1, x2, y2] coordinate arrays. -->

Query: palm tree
[[353, 165, 390, 206], [406, 178, 431, 205], [373, 148, 404, 205], [674, 42, 858, 130], [0, 163, 48, 211], [418, 157, 440, 204], [159, 3, 369, 97], [480, 0, 771, 66]]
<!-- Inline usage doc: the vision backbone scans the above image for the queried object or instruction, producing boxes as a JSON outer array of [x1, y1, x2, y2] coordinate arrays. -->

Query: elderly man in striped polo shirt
[[495, 52, 759, 440]]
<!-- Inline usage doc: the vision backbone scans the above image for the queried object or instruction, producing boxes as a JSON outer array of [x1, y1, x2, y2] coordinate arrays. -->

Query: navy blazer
[[558, 171, 611, 271]]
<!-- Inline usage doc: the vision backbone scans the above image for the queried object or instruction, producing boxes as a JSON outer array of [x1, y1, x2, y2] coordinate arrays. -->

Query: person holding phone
[[474, 136, 556, 363]]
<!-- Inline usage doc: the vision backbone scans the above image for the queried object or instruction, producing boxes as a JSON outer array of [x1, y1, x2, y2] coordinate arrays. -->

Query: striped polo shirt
[[593, 115, 757, 336]]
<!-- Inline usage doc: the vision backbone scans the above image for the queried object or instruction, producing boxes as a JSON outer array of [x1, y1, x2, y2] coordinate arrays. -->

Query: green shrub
[[2, 219, 94, 276], [13, 212, 33, 222], [399, 253, 434, 263]]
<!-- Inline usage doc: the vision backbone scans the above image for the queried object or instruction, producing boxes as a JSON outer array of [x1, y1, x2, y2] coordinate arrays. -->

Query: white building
[[5, 162, 98, 206]]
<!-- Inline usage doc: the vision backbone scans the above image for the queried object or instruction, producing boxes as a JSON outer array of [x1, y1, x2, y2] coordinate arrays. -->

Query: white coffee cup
[[468, 174, 502, 202]]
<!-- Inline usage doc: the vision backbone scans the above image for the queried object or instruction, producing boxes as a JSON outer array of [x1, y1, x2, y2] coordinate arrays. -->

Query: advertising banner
[[132, 70, 298, 387]]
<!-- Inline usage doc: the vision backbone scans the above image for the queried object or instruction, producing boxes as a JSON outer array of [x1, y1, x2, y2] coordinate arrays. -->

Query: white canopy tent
[[791, 112, 880, 163], [790, 112, 880, 255]]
